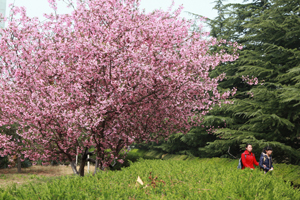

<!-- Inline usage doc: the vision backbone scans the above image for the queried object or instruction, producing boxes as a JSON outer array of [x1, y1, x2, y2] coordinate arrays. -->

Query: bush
[[0, 156, 8, 169], [20, 159, 32, 168], [275, 163, 300, 187], [109, 149, 147, 170], [0, 156, 32, 169]]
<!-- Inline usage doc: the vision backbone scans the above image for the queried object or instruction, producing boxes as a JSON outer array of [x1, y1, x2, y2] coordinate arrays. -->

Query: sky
[[2, 0, 244, 29]]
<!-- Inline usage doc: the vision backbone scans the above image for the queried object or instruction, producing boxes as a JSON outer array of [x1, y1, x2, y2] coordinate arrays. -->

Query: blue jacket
[[259, 153, 273, 172]]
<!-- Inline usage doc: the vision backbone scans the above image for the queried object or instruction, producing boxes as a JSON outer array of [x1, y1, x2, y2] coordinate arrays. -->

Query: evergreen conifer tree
[[198, 0, 300, 164]]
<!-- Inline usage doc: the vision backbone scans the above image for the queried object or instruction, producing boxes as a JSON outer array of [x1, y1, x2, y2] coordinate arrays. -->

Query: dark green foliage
[[0, 157, 8, 169], [20, 159, 32, 168], [133, 127, 217, 157], [108, 149, 146, 170], [0, 156, 31, 169]]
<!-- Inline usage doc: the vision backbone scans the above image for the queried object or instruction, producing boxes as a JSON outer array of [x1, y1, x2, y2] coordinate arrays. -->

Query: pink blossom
[[117, 159, 124, 164], [241, 75, 259, 86]]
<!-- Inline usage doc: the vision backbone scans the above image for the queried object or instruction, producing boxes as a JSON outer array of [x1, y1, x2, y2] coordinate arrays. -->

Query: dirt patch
[[0, 165, 95, 188]]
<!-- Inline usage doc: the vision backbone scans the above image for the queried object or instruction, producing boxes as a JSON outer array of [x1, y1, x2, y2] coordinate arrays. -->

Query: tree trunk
[[70, 160, 79, 175], [93, 159, 99, 176], [79, 149, 88, 177], [17, 156, 21, 173]]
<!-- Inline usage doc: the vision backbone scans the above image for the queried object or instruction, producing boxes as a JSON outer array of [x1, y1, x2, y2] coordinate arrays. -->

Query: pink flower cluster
[[241, 75, 259, 85]]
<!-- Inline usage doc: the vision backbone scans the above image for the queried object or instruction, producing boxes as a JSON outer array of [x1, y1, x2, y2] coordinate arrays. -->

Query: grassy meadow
[[0, 156, 299, 199]]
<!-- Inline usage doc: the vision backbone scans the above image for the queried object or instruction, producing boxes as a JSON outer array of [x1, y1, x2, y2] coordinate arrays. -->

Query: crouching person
[[259, 146, 274, 173]]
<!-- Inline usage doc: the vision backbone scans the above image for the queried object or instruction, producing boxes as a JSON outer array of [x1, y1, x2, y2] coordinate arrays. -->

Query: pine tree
[[198, 0, 300, 164]]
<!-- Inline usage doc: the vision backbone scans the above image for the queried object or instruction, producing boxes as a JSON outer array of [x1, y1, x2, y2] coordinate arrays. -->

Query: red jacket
[[241, 150, 259, 169]]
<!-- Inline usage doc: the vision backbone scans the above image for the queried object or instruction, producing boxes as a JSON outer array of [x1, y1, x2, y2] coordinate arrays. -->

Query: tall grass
[[0, 158, 299, 199]]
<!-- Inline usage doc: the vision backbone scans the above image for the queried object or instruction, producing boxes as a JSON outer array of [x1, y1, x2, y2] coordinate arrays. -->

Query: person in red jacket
[[241, 144, 259, 170]]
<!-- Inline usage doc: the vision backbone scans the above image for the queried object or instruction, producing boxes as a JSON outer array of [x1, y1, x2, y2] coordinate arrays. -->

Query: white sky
[[2, 0, 244, 30]]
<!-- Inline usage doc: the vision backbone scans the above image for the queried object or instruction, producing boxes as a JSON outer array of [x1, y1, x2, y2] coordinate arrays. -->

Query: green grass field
[[0, 157, 299, 200], [130, 149, 300, 187]]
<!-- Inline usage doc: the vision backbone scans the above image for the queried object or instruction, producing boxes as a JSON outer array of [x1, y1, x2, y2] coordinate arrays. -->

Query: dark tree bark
[[17, 156, 21, 173], [78, 148, 89, 176]]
